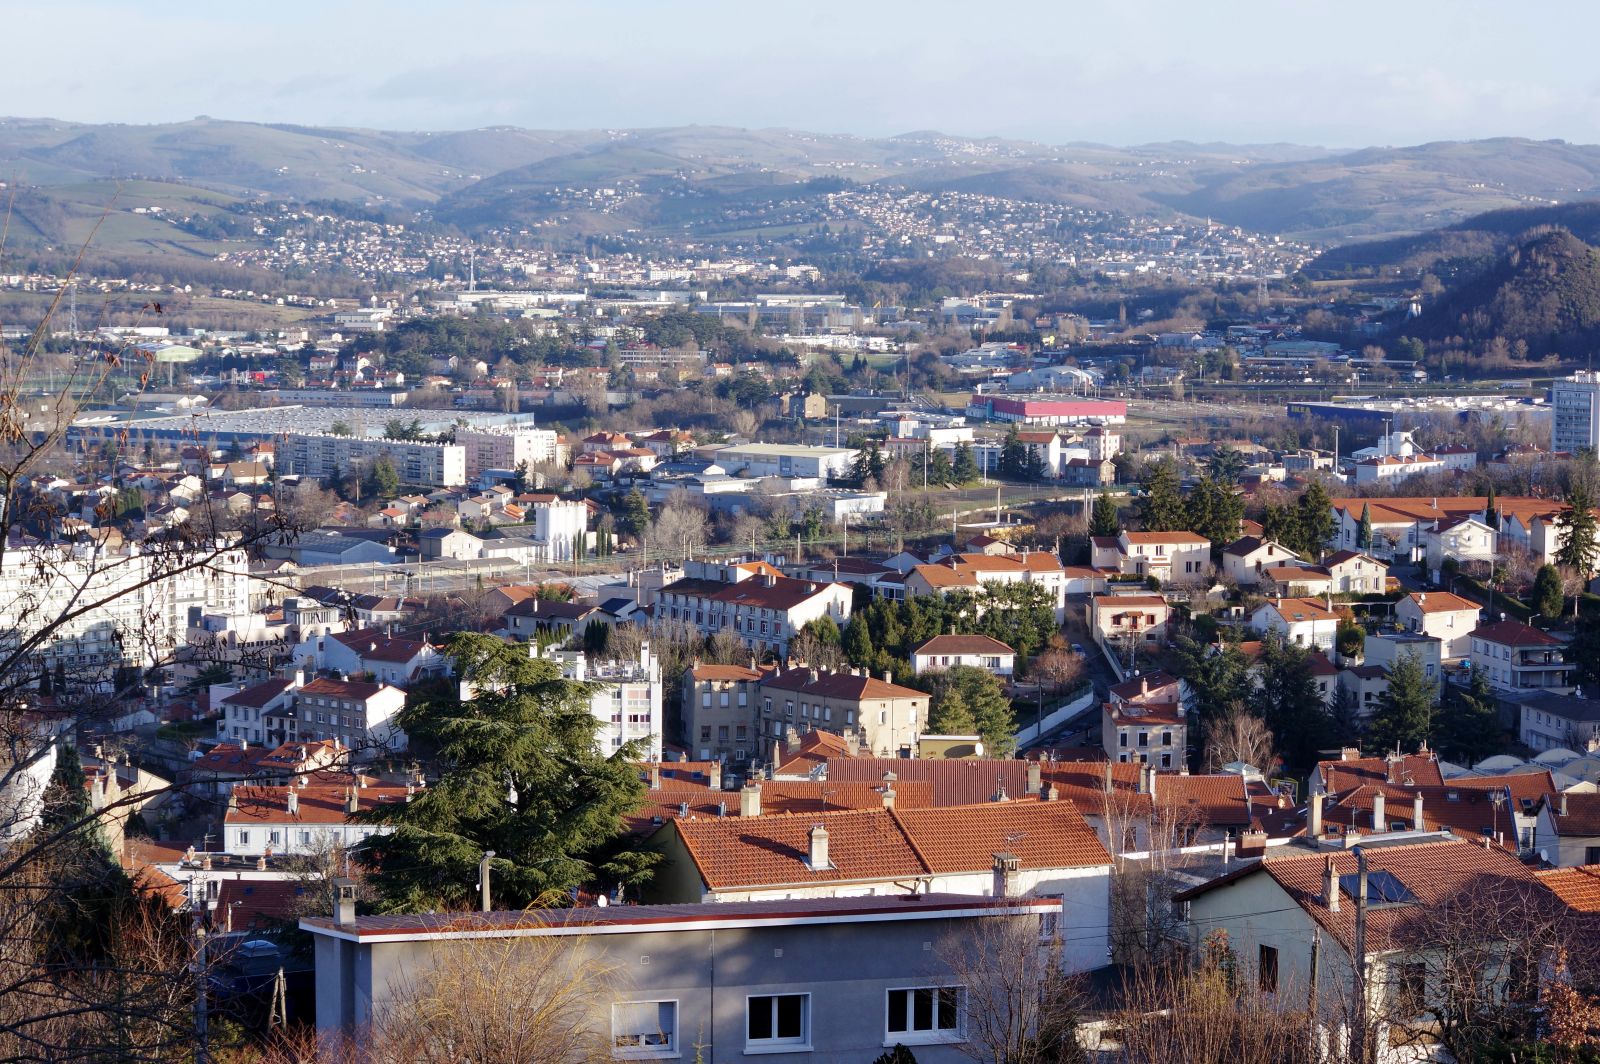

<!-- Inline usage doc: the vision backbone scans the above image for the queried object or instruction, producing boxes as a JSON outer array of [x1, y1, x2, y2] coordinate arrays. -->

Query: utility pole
[[190, 889, 210, 1064], [1352, 847, 1370, 1064], [479, 850, 497, 912]]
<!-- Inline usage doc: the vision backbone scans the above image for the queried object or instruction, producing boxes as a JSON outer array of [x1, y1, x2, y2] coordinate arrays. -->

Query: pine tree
[[1090, 492, 1120, 537], [841, 616, 874, 667], [1260, 503, 1303, 556], [1484, 484, 1498, 529], [952, 442, 980, 483], [1534, 564, 1565, 621], [1294, 481, 1336, 558], [1136, 459, 1186, 532], [1555, 480, 1600, 578], [1247, 636, 1328, 773], [621, 488, 651, 539], [1356, 503, 1373, 550], [998, 426, 1028, 480], [1433, 666, 1504, 764], [1366, 652, 1435, 756], [1185, 475, 1243, 548], [355, 634, 651, 911], [935, 665, 1015, 756], [928, 688, 977, 735]]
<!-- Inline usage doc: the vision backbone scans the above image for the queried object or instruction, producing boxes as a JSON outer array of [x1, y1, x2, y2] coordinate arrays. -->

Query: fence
[[1013, 686, 1096, 748]]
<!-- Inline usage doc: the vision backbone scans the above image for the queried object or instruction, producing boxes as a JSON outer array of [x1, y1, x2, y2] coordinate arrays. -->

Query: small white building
[[910, 634, 1017, 677], [1395, 591, 1480, 661], [223, 783, 410, 857], [538, 641, 665, 761], [1248, 597, 1340, 651], [1221, 536, 1300, 588]]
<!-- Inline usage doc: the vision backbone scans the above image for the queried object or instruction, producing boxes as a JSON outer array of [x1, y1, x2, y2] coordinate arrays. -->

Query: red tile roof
[[331, 628, 434, 663], [1537, 865, 1600, 912], [299, 677, 387, 702], [1543, 792, 1600, 836], [892, 801, 1111, 874], [671, 808, 929, 889], [912, 634, 1016, 658], [1317, 753, 1444, 791], [216, 878, 311, 932], [1471, 620, 1561, 647], [1403, 591, 1479, 615], [762, 667, 926, 703], [225, 783, 415, 825]]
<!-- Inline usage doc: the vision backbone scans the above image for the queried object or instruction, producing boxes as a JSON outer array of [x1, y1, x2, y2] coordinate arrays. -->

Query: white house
[[1421, 517, 1497, 573], [1515, 691, 1600, 753], [1091, 530, 1212, 585], [1533, 792, 1600, 867], [1221, 536, 1300, 588], [910, 634, 1017, 677], [223, 783, 411, 857], [1470, 620, 1572, 696], [1395, 591, 1480, 661], [1322, 551, 1388, 594], [1248, 597, 1340, 651], [293, 628, 449, 687]]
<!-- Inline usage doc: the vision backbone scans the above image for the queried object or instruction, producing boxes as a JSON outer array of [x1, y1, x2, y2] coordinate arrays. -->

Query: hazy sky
[[9, 0, 1599, 146]]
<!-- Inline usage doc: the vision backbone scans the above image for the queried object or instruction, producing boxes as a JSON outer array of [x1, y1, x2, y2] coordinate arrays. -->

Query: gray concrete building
[[303, 892, 1059, 1060]]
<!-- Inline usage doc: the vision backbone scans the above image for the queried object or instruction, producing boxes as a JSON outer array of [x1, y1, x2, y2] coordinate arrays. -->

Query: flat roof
[[300, 893, 1058, 943], [716, 443, 856, 458]]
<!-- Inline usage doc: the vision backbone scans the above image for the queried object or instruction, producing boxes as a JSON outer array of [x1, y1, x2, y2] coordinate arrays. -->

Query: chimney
[[739, 782, 762, 817], [286, 789, 298, 816], [807, 824, 830, 870], [1137, 764, 1151, 795], [845, 731, 861, 757], [1139, 676, 1149, 696], [333, 877, 357, 928], [1372, 791, 1386, 832], [1322, 857, 1340, 912], [649, 766, 661, 790], [1340, 747, 1360, 762], [1559, 792, 1569, 817], [1103, 761, 1113, 795], [808, 668, 819, 684], [882, 785, 897, 809], [1412, 791, 1425, 831], [708, 762, 722, 790], [1386, 755, 1402, 785], [1043, 783, 1059, 802], [1026, 761, 1042, 797], [677, 801, 689, 817], [881, 669, 893, 684], [1309, 791, 1324, 836], [992, 852, 1021, 898], [716, 801, 727, 818]]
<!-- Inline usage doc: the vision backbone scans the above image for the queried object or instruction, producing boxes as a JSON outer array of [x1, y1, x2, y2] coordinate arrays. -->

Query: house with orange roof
[[757, 665, 929, 760], [1471, 620, 1572, 696], [1087, 593, 1171, 647], [1091, 529, 1211, 584], [1248, 597, 1340, 651], [910, 634, 1017, 676], [1102, 672, 1187, 769], [681, 660, 771, 764], [1259, 562, 1333, 598], [1221, 535, 1299, 588], [646, 799, 1114, 972], [224, 782, 415, 856], [1394, 591, 1480, 660]]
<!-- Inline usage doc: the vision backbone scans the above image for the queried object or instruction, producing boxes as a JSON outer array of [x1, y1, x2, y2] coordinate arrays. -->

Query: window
[[1391, 961, 1427, 1017], [1258, 945, 1279, 993], [1586, 845, 1600, 865], [612, 1000, 676, 1057], [886, 987, 962, 1040], [747, 994, 808, 1049]]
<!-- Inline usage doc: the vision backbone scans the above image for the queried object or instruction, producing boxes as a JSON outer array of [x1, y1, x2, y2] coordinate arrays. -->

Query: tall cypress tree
[[1294, 481, 1336, 559], [1356, 503, 1373, 550], [1556, 481, 1599, 578]]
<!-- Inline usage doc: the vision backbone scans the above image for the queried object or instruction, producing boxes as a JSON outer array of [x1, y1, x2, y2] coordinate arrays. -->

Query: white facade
[[541, 643, 664, 761], [455, 426, 563, 479], [278, 433, 468, 487], [528, 499, 590, 562], [713, 443, 856, 479], [1552, 371, 1600, 454], [1248, 599, 1339, 651]]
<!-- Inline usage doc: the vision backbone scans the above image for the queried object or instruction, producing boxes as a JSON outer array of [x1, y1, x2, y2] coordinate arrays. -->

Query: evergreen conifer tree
[[1090, 492, 1120, 538], [1366, 652, 1435, 755]]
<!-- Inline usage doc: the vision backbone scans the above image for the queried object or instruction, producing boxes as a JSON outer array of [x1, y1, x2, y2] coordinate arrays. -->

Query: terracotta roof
[[1090, 594, 1168, 609], [221, 678, 294, 709], [216, 878, 311, 931], [1543, 792, 1600, 836], [1262, 565, 1332, 585], [1179, 838, 1548, 954], [330, 628, 433, 662], [298, 677, 387, 702], [1157, 773, 1252, 827], [1537, 865, 1600, 912], [671, 808, 928, 889], [1259, 597, 1338, 623], [892, 801, 1111, 874], [688, 663, 765, 683], [708, 575, 843, 611], [910, 564, 979, 589], [772, 729, 856, 774], [1123, 531, 1209, 544], [761, 667, 927, 703], [1471, 620, 1561, 647], [1109, 671, 1182, 704], [761, 779, 934, 815], [1317, 753, 1444, 791], [1403, 591, 1478, 614], [912, 634, 1016, 658], [225, 783, 415, 825]]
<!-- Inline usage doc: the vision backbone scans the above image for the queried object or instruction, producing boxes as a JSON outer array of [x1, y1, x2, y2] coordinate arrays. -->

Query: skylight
[[1338, 870, 1415, 905]]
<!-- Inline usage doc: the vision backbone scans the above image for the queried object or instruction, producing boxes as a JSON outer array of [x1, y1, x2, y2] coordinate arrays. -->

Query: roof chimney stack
[[1103, 761, 1113, 795], [807, 824, 830, 870], [786, 726, 800, 753], [1026, 761, 1042, 797], [1559, 792, 1569, 817], [740, 782, 762, 818], [286, 789, 298, 816], [1372, 791, 1386, 832], [708, 762, 722, 790], [1043, 783, 1059, 802], [649, 765, 661, 790], [333, 877, 357, 928], [1309, 791, 1324, 836], [1323, 856, 1340, 912], [882, 785, 896, 809], [992, 852, 1022, 898], [1412, 791, 1425, 830]]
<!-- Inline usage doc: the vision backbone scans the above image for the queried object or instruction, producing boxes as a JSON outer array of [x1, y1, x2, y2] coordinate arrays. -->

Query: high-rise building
[[277, 433, 467, 487], [454, 426, 564, 479], [1552, 372, 1600, 453]]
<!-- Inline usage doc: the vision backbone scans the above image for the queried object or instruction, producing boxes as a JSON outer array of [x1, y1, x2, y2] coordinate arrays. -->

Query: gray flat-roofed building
[[302, 892, 1061, 1059]]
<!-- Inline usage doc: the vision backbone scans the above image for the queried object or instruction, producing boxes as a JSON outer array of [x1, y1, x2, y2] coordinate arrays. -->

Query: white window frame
[[884, 985, 965, 1045], [746, 992, 810, 1052], [611, 999, 678, 1059]]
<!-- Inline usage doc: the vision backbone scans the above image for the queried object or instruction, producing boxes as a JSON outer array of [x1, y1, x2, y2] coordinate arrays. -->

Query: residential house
[[910, 634, 1017, 677], [903, 550, 1069, 621], [646, 800, 1113, 973], [1312, 750, 1446, 796], [1470, 621, 1572, 696], [682, 661, 769, 764], [1533, 792, 1600, 867], [1102, 672, 1187, 768], [1248, 597, 1340, 651], [216, 678, 297, 747], [1362, 633, 1443, 690], [1421, 517, 1497, 573], [1395, 591, 1480, 661], [1515, 691, 1600, 753], [756, 665, 929, 759], [1221, 537, 1300, 588], [266, 677, 408, 753], [1322, 551, 1388, 594], [1260, 563, 1334, 598], [223, 782, 412, 856], [1087, 594, 1171, 648], [655, 569, 853, 656], [293, 628, 448, 687], [1352, 452, 1445, 485], [303, 893, 1063, 1060], [1091, 530, 1212, 585], [538, 642, 664, 761], [502, 597, 606, 641]]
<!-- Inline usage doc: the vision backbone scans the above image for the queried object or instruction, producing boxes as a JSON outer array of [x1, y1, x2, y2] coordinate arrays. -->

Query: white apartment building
[[0, 541, 250, 680], [540, 643, 664, 760], [454, 426, 563, 479], [527, 497, 589, 562], [656, 564, 854, 656], [1552, 371, 1600, 454], [278, 433, 468, 487], [223, 783, 409, 857]]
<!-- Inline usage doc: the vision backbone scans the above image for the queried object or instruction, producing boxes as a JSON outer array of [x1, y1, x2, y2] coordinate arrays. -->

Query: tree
[[355, 634, 651, 911], [368, 454, 401, 499], [1247, 636, 1328, 773], [1356, 503, 1373, 550], [997, 426, 1029, 480], [1136, 458, 1187, 532], [1207, 444, 1247, 486], [1534, 563, 1566, 621], [1484, 483, 1498, 528], [952, 441, 980, 483], [649, 498, 708, 561], [1367, 651, 1435, 756], [932, 666, 1016, 756], [937, 915, 1087, 1064], [1185, 475, 1243, 550], [1433, 666, 1504, 765], [1176, 637, 1250, 736], [1293, 480, 1336, 558], [1258, 503, 1302, 556], [1203, 703, 1277, 773], [1555, 480, 1600, 587], [927, 687, 977, 735], [1090, 492, 1120, 537], [1028, 645, 1083, 695], [1336, 616, 1365, 660], [329, 419, 353, 436], [619, 487, 651, 539]]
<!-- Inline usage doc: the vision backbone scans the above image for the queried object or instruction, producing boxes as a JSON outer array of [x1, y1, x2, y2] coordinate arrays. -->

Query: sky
[[8, 0, 1600, 147]]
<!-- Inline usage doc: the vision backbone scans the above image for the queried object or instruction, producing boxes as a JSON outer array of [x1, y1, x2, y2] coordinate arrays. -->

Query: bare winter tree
[[937, 915, 1087, 1064], [648, 497, 708, 562], [1203, 702, 1277, 773]]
